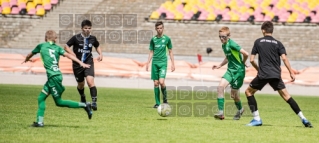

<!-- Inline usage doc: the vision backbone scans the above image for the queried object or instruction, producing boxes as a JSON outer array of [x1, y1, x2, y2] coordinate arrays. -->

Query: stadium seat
[[11, 5, 19, 14], [50, 0, 58, 5], [35, 4, 45, 16], [10, 0, 18, 7], [1, 1, 10, 14], [26, 1, 35, 15], [150, 11, 160, 19], [42, 0, 52, 11], [33, 0, 42, 6], [18, 0, 26, 10]]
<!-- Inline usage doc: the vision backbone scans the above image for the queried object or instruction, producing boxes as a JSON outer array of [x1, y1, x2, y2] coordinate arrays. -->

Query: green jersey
[[222, 39, 244, 70], [32, 42, 65, 79], [149, 35, 172, 63]]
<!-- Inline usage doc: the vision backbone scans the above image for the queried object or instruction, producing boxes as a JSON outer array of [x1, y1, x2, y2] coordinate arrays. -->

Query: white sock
[[253, 110, 261, 121], [298, 111, 306, 120], [219, 110, 224, 115]]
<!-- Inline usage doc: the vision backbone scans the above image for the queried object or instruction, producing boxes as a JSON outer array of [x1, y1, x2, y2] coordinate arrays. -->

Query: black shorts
[[72, 62, 95, 82], [249, 76, 286, 91]]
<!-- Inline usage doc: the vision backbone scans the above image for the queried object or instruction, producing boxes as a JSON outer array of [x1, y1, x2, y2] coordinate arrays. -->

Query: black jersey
[[66, 33, 100, 65], [251, 36, 287, 79]]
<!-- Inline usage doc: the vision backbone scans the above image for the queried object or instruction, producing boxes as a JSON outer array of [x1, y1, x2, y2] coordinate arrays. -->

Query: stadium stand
[[150, 0, 319, 24], [1, 0, 319, 61], [0, 0, 59, 16]]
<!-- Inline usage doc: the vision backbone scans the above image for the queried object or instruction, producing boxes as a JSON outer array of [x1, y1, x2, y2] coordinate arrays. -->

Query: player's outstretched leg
[[31, 92, 47, 127], [245, 87, 262, 126], [232, 89, 244, 120], [214, 86, 225, 120], [90, 86, 97, 111], [77, 87, 86, 103], [279, 89, 313, 128]]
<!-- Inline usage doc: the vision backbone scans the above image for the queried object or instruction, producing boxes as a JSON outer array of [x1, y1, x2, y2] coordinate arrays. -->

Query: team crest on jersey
[[89, 43, 92, 47], [162, 40, 165, 43]]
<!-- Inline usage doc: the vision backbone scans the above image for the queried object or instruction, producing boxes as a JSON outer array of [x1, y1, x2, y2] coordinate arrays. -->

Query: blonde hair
[[45, 30, 57, 42], [219, 27, 230, 36]]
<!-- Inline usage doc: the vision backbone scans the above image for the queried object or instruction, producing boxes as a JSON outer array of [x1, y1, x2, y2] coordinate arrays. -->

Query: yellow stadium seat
[[174, 12, 183, 20], [230, 14, 240, 22], [26, 1, 35, 12], [206, 13, 216, 21], [2, 7, 10, 14], [36, 8, 45, 16], [150, 11, 160, 19], [33, 0, 42, 5]]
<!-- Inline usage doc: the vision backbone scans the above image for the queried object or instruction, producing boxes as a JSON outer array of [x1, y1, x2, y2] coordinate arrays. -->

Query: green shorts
[[42, 75, 65, 98], [222, 69, 245, 89], [151, 62, 167, 80]]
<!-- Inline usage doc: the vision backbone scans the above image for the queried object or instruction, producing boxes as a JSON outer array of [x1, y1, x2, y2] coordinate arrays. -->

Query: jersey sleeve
[[167, 38, 173, 49], [149, 38, 154, 50], [66, 35, 75, 47], [58, 46, 66, 56], [93, 36, 100, 48], [278, 42, 287, 55], [31, 44, 42, 54], [251, 40, 258, 55], [229, 40, 241, 51]]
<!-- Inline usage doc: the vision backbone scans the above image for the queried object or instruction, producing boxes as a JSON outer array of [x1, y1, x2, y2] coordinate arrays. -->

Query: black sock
[[247, 95, 258, 112], [287, 97, 301, 114], [90, 86, 97, 103], [77, 87, 86, 102]]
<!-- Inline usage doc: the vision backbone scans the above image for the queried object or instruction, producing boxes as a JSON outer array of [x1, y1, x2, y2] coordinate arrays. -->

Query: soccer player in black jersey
[[64, 20, 103, 111], [245, 21, 312, 128]]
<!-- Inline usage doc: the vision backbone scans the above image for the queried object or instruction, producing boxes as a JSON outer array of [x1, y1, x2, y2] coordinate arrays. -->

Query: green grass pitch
[[0, 84, 318, 143]]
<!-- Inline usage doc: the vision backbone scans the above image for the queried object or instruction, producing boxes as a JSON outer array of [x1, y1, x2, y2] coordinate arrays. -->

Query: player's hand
[[22, 59, 32, 64], [97, 55, 103, 62], [212, 65, 220, 70], [81, 63, 91, 68], [146, 63, 149, 71], [290, 73, 295, 82], [171, 64, 175, 72]]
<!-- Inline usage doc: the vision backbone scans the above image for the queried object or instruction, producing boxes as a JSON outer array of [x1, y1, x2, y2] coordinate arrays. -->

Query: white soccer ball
[[157, 104, 172, 117]]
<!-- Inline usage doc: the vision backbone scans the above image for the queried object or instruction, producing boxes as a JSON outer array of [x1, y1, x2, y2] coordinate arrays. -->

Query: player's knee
[[159, 82, 165, 87], [245, 89, 251, 96], [154, 81, 159, 87]]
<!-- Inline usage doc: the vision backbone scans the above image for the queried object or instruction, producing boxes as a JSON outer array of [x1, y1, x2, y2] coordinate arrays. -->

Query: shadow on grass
[[157, 118, 168, 120], [29, 124, 81, 128]]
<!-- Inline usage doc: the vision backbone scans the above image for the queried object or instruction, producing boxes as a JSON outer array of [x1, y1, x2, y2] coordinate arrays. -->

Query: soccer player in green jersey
[[146, 21, 175, 108], [212, 27, 249, 120], [22, 30, 93, 127]]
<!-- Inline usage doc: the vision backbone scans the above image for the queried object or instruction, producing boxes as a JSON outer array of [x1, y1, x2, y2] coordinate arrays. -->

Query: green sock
[[161, 86, 167, 102], [235, 101, 242, 110], [217, 98, 225, 114], [154, 87, 160, 105], [36, 92, 48, 123]]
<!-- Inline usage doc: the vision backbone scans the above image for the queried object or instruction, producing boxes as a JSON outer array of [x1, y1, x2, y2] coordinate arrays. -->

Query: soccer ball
[[157, 104, 172, 117]]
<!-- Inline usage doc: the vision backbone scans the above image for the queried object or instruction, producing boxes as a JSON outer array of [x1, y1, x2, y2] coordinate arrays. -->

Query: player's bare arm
[[281, 54, 295, 82], [22, 52, 35, 63], [63, 45, 76, 56], [240, 49, 249, 67], [212, 57, 228, 70], [146, 50, 154, 71], [96, 46, 103, 62], [250, 54, 259, 71], [168, 49, 175, 72], [64, 52, 91, 68]]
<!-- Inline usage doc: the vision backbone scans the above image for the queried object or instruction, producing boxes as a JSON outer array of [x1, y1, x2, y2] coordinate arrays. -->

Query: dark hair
[[261, 21, 273, 33], [155, 21, 163, 27], [81, 20, 92, 28]]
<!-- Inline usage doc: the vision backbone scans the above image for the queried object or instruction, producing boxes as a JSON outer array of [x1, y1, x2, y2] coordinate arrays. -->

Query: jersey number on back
[[49, 49, 59, 71]]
